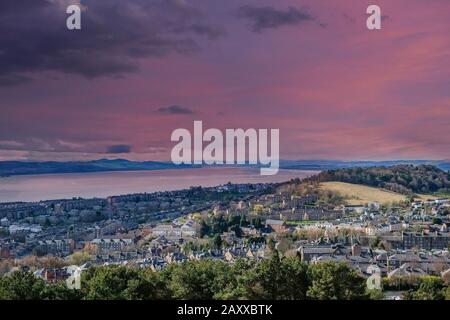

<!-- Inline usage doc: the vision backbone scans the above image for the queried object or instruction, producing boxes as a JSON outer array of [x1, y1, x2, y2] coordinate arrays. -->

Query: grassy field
[[319, 182, 434, 205]]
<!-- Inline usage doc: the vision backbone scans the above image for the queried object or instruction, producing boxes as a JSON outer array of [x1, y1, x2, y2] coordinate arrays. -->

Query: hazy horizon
[[2, 157, 450, 163]]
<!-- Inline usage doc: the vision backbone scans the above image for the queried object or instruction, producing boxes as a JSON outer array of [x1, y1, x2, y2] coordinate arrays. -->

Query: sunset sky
[[0, 0, 449, 162]]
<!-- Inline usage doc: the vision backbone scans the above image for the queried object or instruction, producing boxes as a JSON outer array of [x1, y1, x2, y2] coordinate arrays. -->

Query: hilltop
[[318, 181, 432, 205]]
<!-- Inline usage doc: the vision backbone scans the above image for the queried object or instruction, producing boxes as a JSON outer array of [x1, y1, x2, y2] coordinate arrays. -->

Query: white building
[[9, 224, 42, 234]]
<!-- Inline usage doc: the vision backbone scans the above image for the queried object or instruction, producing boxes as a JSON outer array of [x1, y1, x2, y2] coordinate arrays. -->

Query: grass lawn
[[286, 220, 319, 226], [319, 181, 438, 205], [319, 182, 420, 205]]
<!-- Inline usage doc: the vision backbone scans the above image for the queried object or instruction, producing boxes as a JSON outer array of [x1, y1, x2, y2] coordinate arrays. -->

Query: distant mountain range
[[0, 159, 195, 177], [0, 159, 449, 177]]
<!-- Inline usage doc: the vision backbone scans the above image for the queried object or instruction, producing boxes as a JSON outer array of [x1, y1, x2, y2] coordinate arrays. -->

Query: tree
[[227, 215, 241, 227], [44, 218, 51, 227], [82, 266, 134, 300], [366, 288, 384, 300], [82, 266, 169, 300], [211, 215, 228, 234], [267, 238, 276, 251], [252, 218, 263, 229], [230, 225, 243, 238], [199, 220, 210, 238], [370, 236, 381, 249], [0, 271, 46, 300], [165, 260, 233, 299], [211, 234, 223, 250], [216, 259, 252, 299], [403, 277, 444, 300], [237, 251, 282, 299], [236, 252, 308, 300], [67, 251, 92, 266], [307, 262, 367, 300], [123, 268, 170, 300], [278, 257, 309, 299], [81, 266, 170, 300], [42, 282, 83, 300]]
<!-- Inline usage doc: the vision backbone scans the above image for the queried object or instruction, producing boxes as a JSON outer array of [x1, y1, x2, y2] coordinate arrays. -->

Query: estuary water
[[0, 167, 318, 203]]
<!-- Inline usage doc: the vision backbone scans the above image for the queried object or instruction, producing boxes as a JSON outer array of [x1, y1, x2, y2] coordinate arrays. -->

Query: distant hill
[[0, 159, 195, 177], [1, 158, 450, 179], [280, 160, 450, 171], [309, 164, 450, 195]]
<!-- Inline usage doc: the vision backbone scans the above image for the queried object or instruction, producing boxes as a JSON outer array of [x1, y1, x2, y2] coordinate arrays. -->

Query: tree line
[[2, 253, 449, 300], [199, 214, 263, 238], [308, 165, 450, 195], [0, 254, 366, 300]]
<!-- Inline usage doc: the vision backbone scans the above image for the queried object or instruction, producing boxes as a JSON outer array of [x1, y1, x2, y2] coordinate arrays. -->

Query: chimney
[[351, 243, 361, 256]]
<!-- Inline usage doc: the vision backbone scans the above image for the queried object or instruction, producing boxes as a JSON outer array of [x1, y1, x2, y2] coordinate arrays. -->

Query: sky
[[0, 0, 449, 162]]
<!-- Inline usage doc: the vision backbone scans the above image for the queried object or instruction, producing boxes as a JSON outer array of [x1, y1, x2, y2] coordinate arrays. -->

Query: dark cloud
[[236, 5, 316, 33], [0, 137, 136, 155], [2, 0, 50, 13], [156, 105, 194, 115], [106, 144, 132, 154], [0, 74, 31, 87], [0, 0, 225, 86]]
